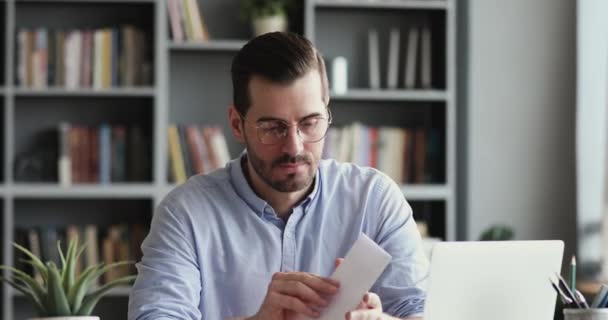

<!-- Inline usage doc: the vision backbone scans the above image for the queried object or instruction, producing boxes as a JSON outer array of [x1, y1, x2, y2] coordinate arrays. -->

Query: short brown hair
[[231, 32, 329, 116]]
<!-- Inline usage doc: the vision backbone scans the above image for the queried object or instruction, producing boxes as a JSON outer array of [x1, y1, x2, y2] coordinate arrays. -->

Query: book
[[404, 26, 419, 89], [56, 30, 66, 87], [386, 28, 400, 90], [27, 229, 44, 284], [65, 31, 82, 89], [99, 124, 112, 184], [178, 125, 194, 178], [168, 125, 187, 183], [187, 0, 209, 41], [209, 127, 231, 169], [413, 127, 427, 184], [186, 125, 205, 174], [17, 29, 27, 86], [58, 122, 71, 186], [420, 23, 432, 89], [93, 30, 104, 89], [368, 29, 380, 89], [111, 126, 127, 182], [85, 224, 100, 287], [167, 0, 185, 42]]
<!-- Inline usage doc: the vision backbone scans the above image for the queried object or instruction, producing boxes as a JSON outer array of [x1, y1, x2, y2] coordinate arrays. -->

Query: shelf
[[11, 184, 157, 198], [401, 184, 450, 200], [169, 40, 248, 52], [0, 87, 5, 95], [330, 89, 447, 101], [314, 0, 449, 10], [14, 87, 156, 98]]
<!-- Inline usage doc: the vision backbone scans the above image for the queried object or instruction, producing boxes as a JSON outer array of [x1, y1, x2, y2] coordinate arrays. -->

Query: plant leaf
[[57, 241, 66, 270], [76, 275, 136, 316], [67, 264, 101, 313], [47, 262, 71, 316], [0, 276, 46, 315], [62, 237, 78, 294], [13, 243, 48, 283], [68, 261, 133, 313], [0, 266, 47, 304]]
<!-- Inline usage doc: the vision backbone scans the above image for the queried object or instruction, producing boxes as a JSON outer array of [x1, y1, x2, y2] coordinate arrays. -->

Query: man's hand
[[335, 258, 418, 320], [247, 271, 340, 320]]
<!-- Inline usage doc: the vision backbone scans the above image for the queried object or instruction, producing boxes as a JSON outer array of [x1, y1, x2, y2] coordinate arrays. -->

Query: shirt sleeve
[[128, 200, 202, 320], [368, 174, 430, 318]]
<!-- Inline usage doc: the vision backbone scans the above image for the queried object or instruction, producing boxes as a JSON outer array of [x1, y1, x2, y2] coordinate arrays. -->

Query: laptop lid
[[423, 240, 564, 320]]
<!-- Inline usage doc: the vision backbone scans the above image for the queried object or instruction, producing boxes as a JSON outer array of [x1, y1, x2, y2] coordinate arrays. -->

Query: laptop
[[423, 240, 564, 320]]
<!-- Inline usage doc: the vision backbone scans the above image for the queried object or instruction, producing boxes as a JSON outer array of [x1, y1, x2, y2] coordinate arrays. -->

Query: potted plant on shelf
[[240, 0, 291, 36], [0, 238, 136, 320]]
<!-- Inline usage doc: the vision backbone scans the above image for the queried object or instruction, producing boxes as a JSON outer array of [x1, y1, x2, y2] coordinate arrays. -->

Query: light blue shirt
[[128, 154, 429, 320]]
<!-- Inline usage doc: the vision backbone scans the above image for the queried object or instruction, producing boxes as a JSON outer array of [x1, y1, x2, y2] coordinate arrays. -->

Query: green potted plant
[[240, 0, 291, 36], [479, 224, 515, 241], [0, 238, 136, 320]]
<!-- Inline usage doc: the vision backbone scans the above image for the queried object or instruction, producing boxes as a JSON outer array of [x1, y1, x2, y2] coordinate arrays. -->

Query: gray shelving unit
[[0, 0, 457, 318], [307, 0, 457, 241]]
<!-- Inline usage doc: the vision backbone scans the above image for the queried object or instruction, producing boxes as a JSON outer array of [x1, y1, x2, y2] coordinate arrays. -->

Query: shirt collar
[[229, 151, 320, 217]]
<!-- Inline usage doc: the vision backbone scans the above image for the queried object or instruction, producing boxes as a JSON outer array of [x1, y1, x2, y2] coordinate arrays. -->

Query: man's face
[[230, 70, 328, 193]]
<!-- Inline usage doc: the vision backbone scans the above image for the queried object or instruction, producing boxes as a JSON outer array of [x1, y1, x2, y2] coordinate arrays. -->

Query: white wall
[[577, 0, 608, 278], [463, 0, 576, 260]]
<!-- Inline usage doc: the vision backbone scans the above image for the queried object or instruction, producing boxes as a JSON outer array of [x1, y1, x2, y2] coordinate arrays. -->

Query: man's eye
[[300, 119, 319, 129], [258, 122, 282, 130]]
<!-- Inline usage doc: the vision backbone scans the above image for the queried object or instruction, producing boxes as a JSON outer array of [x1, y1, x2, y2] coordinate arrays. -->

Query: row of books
[[322, 124, 441, 184], [58, 123, 150, 185], [14, 223, 148, 286], [368, 22, 433, 90], [168, 125, 231, 184], [167, 0, 210, 42], [16, 26, 150, 89]]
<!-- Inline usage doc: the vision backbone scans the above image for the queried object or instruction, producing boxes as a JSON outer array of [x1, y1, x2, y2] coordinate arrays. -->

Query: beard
[[244, 138, 317, 193]]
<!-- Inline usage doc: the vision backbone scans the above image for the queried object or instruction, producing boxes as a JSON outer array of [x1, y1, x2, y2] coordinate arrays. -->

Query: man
[[128, 32, 428, 320]]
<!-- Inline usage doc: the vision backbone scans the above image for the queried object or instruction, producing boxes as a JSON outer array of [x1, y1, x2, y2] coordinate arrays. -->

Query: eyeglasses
[[240, 109, 332, 145]]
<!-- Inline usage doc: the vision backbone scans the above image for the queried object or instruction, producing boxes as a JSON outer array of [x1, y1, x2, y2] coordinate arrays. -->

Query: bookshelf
[[306, 0, 456, 243], [1, 0, 457, 319]]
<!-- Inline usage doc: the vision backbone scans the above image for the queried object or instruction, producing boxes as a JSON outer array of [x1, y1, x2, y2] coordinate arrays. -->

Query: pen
[[555, 272, 582, 308], [571, 256, 577, 292], [550, 278, 574, 306], [575, 289, 590, 309]]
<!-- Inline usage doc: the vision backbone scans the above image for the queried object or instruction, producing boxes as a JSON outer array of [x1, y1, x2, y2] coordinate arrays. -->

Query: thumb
[[335, 258, 345, 269]]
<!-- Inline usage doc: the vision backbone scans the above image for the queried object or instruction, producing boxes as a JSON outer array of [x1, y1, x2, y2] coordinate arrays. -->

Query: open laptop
[[423, 240, 564, 320]]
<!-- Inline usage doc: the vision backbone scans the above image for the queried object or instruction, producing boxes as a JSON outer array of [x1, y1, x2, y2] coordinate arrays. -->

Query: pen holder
[[564, 309, 608, 320]]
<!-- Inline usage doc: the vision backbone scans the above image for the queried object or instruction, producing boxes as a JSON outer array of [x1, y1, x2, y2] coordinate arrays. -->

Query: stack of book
[[322, 123, 441, 184], [58, 122, 150, 185], [166, 0, 210, 42], [16, 25, 150, 89], [368, 21, 433, 90], [14, 223, 148, 286], [168, 124, 231, 184]]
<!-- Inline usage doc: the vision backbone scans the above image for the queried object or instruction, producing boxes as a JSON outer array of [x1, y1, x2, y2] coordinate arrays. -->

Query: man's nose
[[281, 125, 304, 155]]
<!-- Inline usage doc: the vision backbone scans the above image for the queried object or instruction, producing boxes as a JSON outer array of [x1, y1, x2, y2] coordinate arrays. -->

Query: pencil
[[571, 255, 577, 292]]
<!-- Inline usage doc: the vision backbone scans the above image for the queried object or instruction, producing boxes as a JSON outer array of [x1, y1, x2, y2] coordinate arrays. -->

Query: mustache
[[272, 154, 312, 167]]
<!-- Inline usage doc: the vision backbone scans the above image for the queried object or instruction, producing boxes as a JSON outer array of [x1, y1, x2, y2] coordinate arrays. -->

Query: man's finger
[[274, 272, 340, 293], [364, 292, 382, 310], [270, 280, 329, 307], [268, 291, 320, 318], [335, 257, 345, 269]]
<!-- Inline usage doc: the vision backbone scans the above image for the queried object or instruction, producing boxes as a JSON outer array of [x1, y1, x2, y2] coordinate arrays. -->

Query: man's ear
[[228, 105, 245, 144]]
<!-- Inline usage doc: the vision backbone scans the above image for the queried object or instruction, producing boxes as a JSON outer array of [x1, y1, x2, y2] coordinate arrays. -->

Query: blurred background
[[0, 0, 603, 319]]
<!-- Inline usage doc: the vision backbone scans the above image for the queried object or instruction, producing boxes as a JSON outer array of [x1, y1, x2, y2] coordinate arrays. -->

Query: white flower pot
[[29, 317, 100, 320], [252, 14, 288, 36]]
